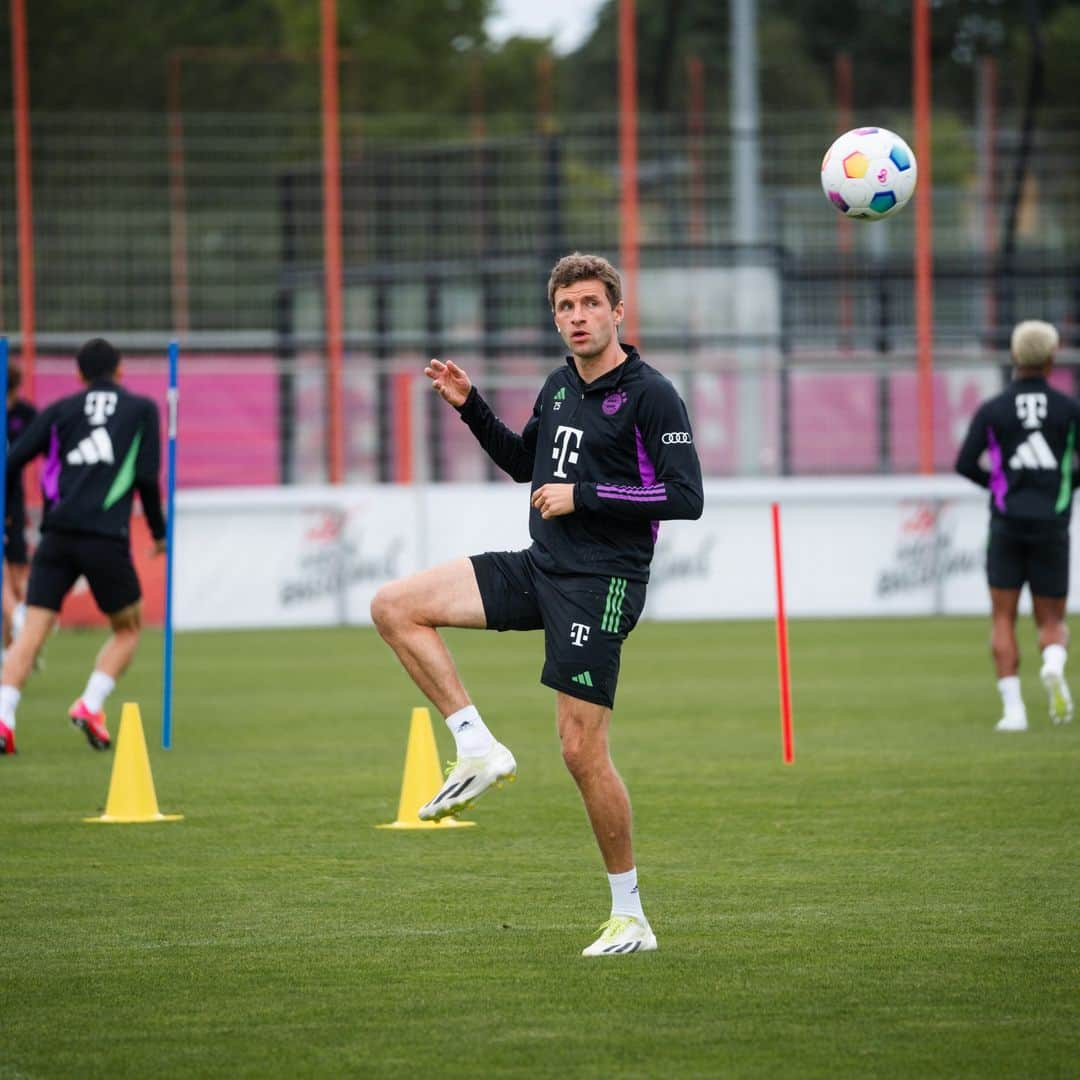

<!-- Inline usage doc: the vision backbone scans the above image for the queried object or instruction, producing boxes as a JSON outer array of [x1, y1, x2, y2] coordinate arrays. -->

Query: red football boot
[[69, 699, 111, 750], [0, 718, 15, 755]]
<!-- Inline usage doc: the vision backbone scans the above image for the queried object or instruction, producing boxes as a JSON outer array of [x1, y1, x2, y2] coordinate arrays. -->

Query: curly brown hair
[[546, 253, 622, 310]]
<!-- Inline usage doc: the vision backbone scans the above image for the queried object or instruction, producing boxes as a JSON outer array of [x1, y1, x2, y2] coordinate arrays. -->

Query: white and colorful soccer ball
[[820, 126, 917, 220]]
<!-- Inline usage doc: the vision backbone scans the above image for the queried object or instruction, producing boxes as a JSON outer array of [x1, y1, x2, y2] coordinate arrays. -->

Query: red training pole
[[617, 0, 640, 343], [771, 502, 794, 764], [11, 0, 36, 398], [913, 0, 934, 474]]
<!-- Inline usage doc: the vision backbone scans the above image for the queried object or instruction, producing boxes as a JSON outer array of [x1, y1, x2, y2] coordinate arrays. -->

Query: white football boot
[[417, 741, 516, 821], [581, 915, 657, 957], [1040, 665, 1074, 725], [994, 710, 1028, 733]]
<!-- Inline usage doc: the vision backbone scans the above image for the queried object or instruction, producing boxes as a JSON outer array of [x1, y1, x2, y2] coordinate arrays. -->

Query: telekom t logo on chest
[[84, 391, 118, 426], [551, 425, 584, 478], [1015, 393, 1047, 429]]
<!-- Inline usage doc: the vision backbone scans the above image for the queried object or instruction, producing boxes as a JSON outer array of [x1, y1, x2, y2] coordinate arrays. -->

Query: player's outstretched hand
[[425, 358, 471, 408]]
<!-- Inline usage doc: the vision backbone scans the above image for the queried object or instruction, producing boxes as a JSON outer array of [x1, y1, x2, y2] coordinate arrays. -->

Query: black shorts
[[4, 520, 29, 565], [470, 549, 647, 709], [986, 518, 1070, 597], [27, 530, 142, 614]]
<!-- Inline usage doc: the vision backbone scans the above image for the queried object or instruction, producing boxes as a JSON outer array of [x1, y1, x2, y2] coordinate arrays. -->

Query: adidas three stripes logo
[[67, 428, 115, 466]]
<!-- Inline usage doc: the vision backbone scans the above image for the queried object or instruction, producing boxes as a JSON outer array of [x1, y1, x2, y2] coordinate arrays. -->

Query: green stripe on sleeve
[[1055, 423, 1075, 514]]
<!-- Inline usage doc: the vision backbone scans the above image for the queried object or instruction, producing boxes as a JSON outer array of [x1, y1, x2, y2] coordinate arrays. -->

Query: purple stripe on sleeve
[[635, 425, 661, 544], [41, 425, 62, 504], [595, 491, 669, 503], [596, 484, 667, 496], [986, 427, 1007, 513]]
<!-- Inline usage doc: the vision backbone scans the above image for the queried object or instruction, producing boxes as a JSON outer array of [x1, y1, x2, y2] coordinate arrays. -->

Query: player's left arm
[[954, 403, 991, 488], [573, 381, 704, 522], [133, 399, 167, 543]]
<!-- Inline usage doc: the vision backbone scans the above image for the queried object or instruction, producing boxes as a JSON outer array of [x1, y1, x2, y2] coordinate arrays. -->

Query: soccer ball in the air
[[820, 127, 917, 220]]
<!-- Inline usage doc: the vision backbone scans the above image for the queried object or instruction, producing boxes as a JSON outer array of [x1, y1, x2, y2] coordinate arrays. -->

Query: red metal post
[[913, 0, 934, 473], [687, 55, 705, 249], [167, 52, 191, 337], [321, 0, 346, 484], [979, 56, 997, 342], [618, 0, 640, 343], [835, 53, 854, 351], [10, 0, 35, 396]]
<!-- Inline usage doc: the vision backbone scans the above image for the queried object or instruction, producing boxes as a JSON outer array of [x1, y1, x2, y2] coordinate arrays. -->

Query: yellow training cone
[[85, 702, 183, 824], [377, 706, 475, 830]]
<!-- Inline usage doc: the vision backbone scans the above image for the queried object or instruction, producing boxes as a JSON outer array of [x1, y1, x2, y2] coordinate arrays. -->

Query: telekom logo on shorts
[[551, 425, 584, 478]]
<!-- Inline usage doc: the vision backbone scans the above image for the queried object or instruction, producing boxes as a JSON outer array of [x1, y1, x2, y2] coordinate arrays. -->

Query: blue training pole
[[0, 338, 8, 635], [162, 341, 179, 749]]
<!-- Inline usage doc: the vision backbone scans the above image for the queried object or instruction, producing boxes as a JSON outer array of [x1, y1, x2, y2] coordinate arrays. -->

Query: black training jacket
[[5, 397, 37, 535], [456, 345, 704, 582], [7, 378, 166, 541], [955, 374, 1080, 522]]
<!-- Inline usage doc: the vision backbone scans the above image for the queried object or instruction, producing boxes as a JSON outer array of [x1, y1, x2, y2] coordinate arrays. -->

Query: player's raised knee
[[370, 580, 406, 637]]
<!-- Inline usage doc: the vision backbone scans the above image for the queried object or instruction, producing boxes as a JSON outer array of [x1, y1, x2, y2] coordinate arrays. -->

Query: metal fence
[[2, 108, 1078, 482]]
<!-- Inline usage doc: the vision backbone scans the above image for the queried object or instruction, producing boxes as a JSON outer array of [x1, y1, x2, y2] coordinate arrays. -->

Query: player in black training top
[[955, 319, 1080, 733], [0, 339, 166, 756], [371, 253, 704, 958], [4, 363, 37, 648]]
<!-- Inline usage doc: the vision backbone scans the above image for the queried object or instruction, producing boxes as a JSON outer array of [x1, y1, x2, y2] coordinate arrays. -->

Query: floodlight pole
[[731, 0, 763, 475]]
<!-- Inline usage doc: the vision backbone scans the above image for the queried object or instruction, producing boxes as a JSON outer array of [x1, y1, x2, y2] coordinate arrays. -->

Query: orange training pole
[[10, 0, 35, 397], [913, 0, 934, 473], [618, 0, 640, 344], [321, 0, 346, 484]]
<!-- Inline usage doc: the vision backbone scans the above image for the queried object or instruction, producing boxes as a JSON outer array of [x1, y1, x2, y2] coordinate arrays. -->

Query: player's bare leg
[[0, 606, 59, 753], [371, 558, 486, 716], [989, 587, 1026, 732], [371, 558, 515, 819], [2, 606, 58, 688], [1033, 593, 1072, 724], [557, 692, 656, 956], [69, 601, 144, 751]]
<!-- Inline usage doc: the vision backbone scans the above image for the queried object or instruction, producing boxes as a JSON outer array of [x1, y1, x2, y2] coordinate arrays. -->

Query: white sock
[[997, 675, 1025, 716], [0, 685, 21, 727], [82, 670, 116, 714], [1042, 643, 1067, 677], [445, 704, 495, 757], [608, 867, 646, 921]]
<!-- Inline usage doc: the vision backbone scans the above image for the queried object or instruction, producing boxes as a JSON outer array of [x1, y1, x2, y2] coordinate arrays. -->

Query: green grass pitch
[[3, 617, 1078, 1078]]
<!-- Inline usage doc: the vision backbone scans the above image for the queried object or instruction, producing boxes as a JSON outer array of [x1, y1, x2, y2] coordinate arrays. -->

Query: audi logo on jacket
[[454, 345, 704, 583]]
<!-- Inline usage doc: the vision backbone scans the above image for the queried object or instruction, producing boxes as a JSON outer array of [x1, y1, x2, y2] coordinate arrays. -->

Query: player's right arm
[[432, 358, 537, 482], [133, 398, 167, 544], [955, 402, 992, 488]]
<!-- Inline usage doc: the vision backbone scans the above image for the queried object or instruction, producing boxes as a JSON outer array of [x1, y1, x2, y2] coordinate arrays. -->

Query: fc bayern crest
[[602, 391, 627, 416]]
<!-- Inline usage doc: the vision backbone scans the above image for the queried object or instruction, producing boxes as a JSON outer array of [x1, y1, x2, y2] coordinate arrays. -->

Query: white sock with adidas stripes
[[445, 704, 495, 758], [608, 867, 646, 921]]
